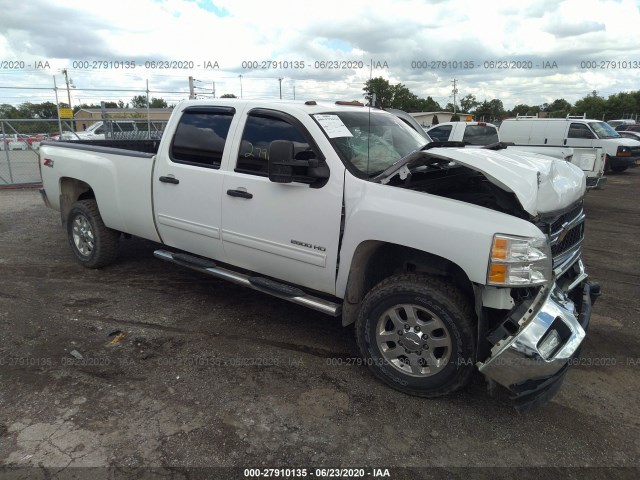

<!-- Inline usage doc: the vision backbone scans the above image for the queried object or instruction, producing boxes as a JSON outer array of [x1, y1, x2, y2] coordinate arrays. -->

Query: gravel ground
[[0, 170, 638, 479]]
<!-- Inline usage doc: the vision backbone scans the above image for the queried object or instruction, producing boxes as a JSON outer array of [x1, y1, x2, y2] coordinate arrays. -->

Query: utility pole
[[62, 69, 74, 130], [451, 78, 458, 115], [212, 81, 216, 98], [52, 76, 63, 136], [188, 76, 195, 99], [239, 75, 243, 98], [278, 77, 283, 99]]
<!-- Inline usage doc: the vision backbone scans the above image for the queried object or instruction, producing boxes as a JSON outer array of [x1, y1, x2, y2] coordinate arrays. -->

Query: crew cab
[[426, 121, 607, 188], [39, 100, 599, 411]]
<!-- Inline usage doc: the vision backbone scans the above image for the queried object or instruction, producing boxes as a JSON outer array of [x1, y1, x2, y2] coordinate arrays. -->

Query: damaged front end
[[477, 201, 600, 412]]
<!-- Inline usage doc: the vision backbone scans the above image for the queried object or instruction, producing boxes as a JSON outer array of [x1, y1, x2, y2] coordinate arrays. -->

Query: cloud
[[0, 0, 639, 108], [544, 20, 606, 38]]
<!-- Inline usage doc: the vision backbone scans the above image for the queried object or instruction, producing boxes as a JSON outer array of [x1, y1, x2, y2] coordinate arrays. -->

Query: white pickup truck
[[425, 121, 607, 189], [39, 100, 600, 411]]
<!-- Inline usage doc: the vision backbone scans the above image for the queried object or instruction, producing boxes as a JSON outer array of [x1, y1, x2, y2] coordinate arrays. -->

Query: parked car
[[607, 119, 636, 128], [615, 124, 640, 132], [500, 115, 640, 173], [39, 99, 599, 411], [0, 134, 28, 151], [618, 130, 640, 142]]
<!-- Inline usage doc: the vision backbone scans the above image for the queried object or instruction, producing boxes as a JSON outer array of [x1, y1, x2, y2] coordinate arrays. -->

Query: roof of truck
[[176, 99, 389, 116]]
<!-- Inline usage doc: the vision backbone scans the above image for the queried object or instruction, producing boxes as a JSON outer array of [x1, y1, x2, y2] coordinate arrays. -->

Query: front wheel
[[67, 199, 119, 268], [356, 274, 476, 397]]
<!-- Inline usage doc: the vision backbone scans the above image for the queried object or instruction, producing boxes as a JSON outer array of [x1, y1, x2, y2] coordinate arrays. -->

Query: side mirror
[[268, 140, 329, 184], [268, 140, 295, 183]]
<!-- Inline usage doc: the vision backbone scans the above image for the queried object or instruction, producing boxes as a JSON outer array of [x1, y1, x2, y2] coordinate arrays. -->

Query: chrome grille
[[537, 201, 585, 271], [551, 222, 585, 256]]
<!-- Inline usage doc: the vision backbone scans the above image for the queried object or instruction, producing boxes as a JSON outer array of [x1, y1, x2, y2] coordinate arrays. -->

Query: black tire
[[67, 199, 119, 268], [356, 274, 476, 397]]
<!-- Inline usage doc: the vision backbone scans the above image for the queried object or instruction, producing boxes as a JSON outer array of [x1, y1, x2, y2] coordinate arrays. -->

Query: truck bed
[[39, 141, 160, 242]]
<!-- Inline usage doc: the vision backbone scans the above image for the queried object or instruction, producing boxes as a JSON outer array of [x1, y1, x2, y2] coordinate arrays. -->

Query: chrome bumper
[[478, 284, 585, 388], [586, 175, 607, 190], [478, 257, 599, 409]]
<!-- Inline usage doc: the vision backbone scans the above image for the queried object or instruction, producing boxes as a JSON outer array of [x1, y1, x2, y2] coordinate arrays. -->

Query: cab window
[[236, 113, 319, 176], [171, 109, 234, 168], [428, 125, 453, 142]]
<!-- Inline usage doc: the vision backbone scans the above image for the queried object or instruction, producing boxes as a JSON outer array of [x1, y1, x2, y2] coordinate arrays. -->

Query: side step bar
[[154, 250, 342, 317]]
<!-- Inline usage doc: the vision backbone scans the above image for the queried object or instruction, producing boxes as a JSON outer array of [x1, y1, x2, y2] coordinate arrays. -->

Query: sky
[[1, 0, 639, 111]]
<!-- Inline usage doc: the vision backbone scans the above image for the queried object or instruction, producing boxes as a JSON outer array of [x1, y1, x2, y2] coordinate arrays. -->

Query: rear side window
[[171, 110, 234, 168], [428, 125, 452, 142], [236, 113, 318, 176]]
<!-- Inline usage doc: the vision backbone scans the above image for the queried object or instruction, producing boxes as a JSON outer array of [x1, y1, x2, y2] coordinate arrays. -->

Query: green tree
[[149, 97, 168, 108], [415, 96, 441, 112], [544, 98, 572, 117], [220, 93, 237, 98], [0, 104, 20, 118], [130, 95, 147, 108], [573, 92, 606, 119], [510, 104, 540, 117], [363, 77, 395, 108], [460, 94, 479, 113]]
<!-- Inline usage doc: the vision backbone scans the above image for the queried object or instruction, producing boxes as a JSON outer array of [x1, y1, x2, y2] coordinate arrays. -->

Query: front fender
[[335, 174, 545, 298]]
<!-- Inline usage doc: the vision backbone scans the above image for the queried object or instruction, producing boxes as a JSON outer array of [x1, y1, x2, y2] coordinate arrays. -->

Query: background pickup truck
[[39, 100, 599, 411], [425, 121, 607, 189]]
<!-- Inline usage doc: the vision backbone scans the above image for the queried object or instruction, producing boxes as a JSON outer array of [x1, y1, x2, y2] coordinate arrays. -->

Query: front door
[[221, 109, 344, 295]]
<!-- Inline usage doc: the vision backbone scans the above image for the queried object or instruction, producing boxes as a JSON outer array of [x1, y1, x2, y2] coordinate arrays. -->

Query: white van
[[500, 115, 640, 172]]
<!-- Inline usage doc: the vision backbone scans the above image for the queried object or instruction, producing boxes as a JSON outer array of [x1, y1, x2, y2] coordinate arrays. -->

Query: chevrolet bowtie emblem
[[558, 224, 570, 242]]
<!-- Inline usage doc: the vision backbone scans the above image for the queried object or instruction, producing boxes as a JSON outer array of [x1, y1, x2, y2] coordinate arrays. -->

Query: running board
[[153, 250, 342, 317]]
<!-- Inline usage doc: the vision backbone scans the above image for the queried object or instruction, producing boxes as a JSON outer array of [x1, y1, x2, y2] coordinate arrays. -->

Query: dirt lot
[[0, 170, 639, 479]]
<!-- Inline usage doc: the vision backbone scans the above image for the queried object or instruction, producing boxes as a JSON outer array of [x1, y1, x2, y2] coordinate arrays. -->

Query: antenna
[[367, 59, 373, 175]]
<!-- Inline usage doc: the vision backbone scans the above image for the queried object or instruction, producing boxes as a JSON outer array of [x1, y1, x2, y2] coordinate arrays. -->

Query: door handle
[[159, 176, 179, 184], [226, 189, 253, 199]]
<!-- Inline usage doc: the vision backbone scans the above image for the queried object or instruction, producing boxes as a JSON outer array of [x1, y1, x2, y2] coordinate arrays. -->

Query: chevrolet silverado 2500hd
[[39, 100, 599, 411]]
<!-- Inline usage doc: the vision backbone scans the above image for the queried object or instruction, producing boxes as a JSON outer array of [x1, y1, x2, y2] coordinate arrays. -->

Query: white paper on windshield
[[314, 114, 353, 138]]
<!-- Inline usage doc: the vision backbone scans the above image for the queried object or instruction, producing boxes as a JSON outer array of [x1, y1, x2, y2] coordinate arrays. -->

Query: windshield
[[314, 111, 427, 176], [589, 121, 620, 139]]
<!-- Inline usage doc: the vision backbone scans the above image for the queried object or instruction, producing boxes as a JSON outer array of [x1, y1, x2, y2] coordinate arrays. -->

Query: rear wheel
[[356, 274, 476, 397], [67, 199, 119, 268]]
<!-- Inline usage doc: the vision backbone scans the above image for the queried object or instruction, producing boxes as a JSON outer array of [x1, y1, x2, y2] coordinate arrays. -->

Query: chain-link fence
[[0, 118, 168, 186]]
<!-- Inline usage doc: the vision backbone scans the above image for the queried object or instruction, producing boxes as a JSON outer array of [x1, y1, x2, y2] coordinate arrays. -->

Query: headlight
[[487, 234, 552, 287]]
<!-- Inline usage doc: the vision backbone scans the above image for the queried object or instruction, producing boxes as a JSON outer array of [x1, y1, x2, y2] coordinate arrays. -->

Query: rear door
[[220, 109, 344, 294], [153, 105, 238, 262]]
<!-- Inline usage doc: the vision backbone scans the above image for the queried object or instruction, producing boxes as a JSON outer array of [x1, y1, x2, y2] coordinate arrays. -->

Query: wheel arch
[[341, 241, 475, 327], [59, 177, 95, 226]]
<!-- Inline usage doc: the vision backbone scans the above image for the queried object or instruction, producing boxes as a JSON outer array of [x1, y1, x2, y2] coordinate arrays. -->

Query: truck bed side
[[39, 142, 161, 242]]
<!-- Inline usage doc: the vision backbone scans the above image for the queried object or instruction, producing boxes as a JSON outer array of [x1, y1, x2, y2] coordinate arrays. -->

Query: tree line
[[363, 77, 640, 122]]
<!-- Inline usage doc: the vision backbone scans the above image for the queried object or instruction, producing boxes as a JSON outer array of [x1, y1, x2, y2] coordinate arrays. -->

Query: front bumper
[[478, 274, 600, 412]]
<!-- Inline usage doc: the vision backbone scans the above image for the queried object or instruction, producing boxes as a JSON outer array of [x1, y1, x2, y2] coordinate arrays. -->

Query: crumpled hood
[[417, 148, 586, 216]]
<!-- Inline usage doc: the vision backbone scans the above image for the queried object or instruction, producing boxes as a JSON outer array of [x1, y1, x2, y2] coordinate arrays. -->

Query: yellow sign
[[59, 108, 73, 119], [465, 115, 473, 122]]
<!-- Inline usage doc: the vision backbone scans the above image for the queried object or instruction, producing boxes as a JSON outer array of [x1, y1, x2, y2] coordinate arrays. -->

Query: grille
[[551, 222, 584, 256], [537, 201, 585, 267], [549, 203, 583, 234]]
